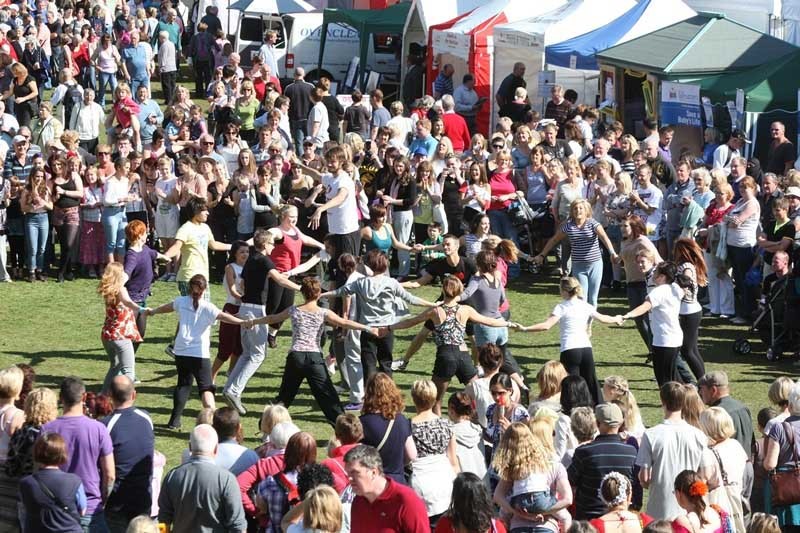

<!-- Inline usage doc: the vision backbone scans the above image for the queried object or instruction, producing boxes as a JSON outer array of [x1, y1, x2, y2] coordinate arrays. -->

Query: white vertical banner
[[701, 96, 714, 128], [735, 89, 745, 129]]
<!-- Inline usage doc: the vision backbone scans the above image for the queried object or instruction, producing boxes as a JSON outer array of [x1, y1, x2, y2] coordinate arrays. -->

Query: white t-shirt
[[308, 101, 330, 146], [323, 172, 359, 235], [635, 184, 664, 241], [647, 283, 684, 348], [173, 296, 221, 358], [636, 419, 709, 520], [551, 298, 597, 351]]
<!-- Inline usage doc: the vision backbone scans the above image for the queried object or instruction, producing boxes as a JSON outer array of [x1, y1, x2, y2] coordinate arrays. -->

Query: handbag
[[708, 447, 745, 532], [770, 421, 800, 506]]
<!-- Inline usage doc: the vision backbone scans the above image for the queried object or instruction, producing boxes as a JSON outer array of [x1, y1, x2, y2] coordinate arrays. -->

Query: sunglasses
[[492, 144, 504, 149], [98, 151, 109, 155], [203, 141, 214, 145]]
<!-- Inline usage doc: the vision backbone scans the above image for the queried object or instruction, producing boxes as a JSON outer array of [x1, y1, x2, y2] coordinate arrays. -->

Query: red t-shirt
[[350, 477, 429, 533], [441, 112, 471, 153], [435, 515, 508, 533]]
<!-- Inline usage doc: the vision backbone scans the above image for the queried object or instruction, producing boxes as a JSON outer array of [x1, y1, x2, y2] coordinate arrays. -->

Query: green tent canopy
[[691, 50, 800, 113], [317, 2, 411, 89]]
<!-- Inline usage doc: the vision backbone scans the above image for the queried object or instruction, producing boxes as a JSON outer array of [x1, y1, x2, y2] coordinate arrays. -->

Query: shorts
[[432, 345, 477, 384], [177, 281, 211, 300], [217, 303, 242, 361], [174, 355, 215, 394], [510, 491, 556, 514]]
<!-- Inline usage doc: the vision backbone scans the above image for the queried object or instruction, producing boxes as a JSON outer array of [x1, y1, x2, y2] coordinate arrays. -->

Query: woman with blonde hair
[[764, 376, 794, 435], [236, 79, 260, 144], [602, 376, 644, 440], [293, 485, 342, 533], [493, 422, 572, 532], [545, 155, 585, 275], [21, 166, 53, 282], [410, 379, 459, 524], [528, 417, 557, 460], [432, 136, 454, 176], [511, 125, 536, 170], [699, 182, 735, 317], [529, 361, 568, 415], [5, 387, 57, 477], [232, 147, 257, 184], [605, 172, 633, 283], [98, 262, 144, 391], [698, 407, 747, 531], [465, 133, 490, 163], [518, 277, 620, 404], [618, 134, 638, 174]]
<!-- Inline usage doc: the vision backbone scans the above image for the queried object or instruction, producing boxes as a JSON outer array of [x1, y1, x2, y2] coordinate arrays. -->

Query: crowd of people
[[0, 0, 800, 530]]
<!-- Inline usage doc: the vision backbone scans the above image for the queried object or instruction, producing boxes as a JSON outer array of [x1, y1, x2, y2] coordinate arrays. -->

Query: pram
[[733, 276, 790, 360], [512, 200, 554, 274]]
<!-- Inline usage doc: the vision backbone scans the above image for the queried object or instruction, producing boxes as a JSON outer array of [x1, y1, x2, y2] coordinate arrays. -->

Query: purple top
[[42, 416, 114, 514], [124, 246, 157, 303]]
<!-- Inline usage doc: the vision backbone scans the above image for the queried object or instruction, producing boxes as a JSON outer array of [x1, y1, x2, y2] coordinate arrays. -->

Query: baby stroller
[[511, 200, 553, 274], [733, 276, 789, 360]]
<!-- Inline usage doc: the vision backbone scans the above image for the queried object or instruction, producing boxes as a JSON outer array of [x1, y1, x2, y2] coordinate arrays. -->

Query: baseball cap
[[412, 145, 428, 157], [698, 370, 729, 388], [785, 186, 800, 198], [731, 129, 751, 144], [12, 135, 26, 145], [302, 136, 315, 146], [595, 403, 623, 428]]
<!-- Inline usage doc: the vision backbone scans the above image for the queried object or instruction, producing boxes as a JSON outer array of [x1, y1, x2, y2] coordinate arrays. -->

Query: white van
[[191, 0, 400, 85]]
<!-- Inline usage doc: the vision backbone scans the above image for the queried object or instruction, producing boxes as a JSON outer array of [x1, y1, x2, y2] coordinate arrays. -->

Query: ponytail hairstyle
[[603, 375, 642, 433], [227, 240, 249, 264], [674, 470, 709, 526], [559, 276, 583, 299], [188, 274, 208, 310], [654, 261, 678, 285]]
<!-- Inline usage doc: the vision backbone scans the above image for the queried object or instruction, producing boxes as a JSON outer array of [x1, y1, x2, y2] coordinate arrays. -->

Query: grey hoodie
[[450, 420, 486, 479]]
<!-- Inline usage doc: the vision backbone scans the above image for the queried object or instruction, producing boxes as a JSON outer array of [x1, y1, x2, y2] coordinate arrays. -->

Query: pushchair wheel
[[766, 348, 781, 361], [733, 338, 752, 355]]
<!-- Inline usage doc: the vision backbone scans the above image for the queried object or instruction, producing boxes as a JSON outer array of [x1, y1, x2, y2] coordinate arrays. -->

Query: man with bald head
[[766, 121, 796, 175], [581, 138, 621, 174], [496, 61, 526, 108], [645, 138, 676, 188], [101, 376, 154, 532], [159, 424, 247, 533], [284, 66, 314, 152]]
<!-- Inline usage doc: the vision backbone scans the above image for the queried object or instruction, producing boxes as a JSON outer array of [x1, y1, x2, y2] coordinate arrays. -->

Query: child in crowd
[[79, 166, 105, 278]]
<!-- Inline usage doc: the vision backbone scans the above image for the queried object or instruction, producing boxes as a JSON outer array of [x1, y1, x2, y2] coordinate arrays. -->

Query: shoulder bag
[[770, 421, 800, 506], [708, 447, 745, 532]]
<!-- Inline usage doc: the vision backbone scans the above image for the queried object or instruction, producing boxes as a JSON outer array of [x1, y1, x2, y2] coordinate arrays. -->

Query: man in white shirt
[[310, 146, 359, 285], [712, 129, 749, 174], [636, 382, 709, 520], [257, 30, 279, 79], [307, 87, 329, 149], [70, 88, 105, 153], [581, 138, 621, 174], [453, 73, 482, 134], [210, 407, 259, 476], [630, 164, 663, 242]]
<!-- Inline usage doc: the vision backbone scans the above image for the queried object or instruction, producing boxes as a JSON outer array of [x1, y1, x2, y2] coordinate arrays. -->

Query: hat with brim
[[46, 139, 67, 152], [731, 129, 751, 144], [198, 156, 218, 166], [784, 186, 800, 198]]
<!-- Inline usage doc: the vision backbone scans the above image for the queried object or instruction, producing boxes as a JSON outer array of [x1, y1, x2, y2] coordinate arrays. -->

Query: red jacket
[[236, 452, 285, 518], [320, 443, 360, 494], [442, 112, 471, 153]]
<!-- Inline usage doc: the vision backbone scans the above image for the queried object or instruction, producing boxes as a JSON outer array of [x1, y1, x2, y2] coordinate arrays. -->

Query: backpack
[[64, 83, 83, 126]]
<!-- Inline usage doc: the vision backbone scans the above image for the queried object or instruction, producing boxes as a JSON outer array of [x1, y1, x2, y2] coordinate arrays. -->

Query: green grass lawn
[[0, 271, 789, 472]]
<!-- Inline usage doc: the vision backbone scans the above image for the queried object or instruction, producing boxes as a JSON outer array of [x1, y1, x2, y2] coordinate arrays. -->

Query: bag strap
[[783, 421, 800, 466], [33, 472, 70, 512], [710, 446, 731, 486], [376, 417, 395, 452]]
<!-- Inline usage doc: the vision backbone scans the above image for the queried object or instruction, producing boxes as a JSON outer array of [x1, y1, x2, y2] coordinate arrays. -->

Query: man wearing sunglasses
[[195, 133, 225, 167]]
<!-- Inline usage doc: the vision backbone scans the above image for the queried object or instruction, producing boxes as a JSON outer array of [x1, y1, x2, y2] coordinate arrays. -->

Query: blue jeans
[[102, 206, 127, 256], [80, 509, 109, 533], [511, 491, 556, 514], [129, 77, 149, 98], [24, 212, 48, 271], [473, 323, 509, 347], [487, 209, 519, 243], [572, 259, 603, 307], [96, 71, 118, 106]]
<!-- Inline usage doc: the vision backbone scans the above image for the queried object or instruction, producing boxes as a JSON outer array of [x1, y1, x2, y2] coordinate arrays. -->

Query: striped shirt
[[567, 434, 638, 519], [561, 218, 602, 264]]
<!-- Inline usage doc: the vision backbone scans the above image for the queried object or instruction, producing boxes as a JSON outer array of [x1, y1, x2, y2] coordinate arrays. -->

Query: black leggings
[[679, 311, 704, 380], [652, 346, 680, 385], [361, 330, 394, 383], [266, 278, 295, 329], [8, 234, 24, 269], [276, 351, 344, 426], [56, 222, 79, 274], [169, 356, 214, 427], [560, 347, 600, 404]]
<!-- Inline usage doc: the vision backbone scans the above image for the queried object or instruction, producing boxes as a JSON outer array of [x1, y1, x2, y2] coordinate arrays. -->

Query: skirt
[[79, 220, 106, 265]]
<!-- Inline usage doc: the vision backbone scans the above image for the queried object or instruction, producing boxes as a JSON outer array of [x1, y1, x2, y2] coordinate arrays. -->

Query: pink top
[[113, 96, 141, 128], [488, 170, 516, 211]]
